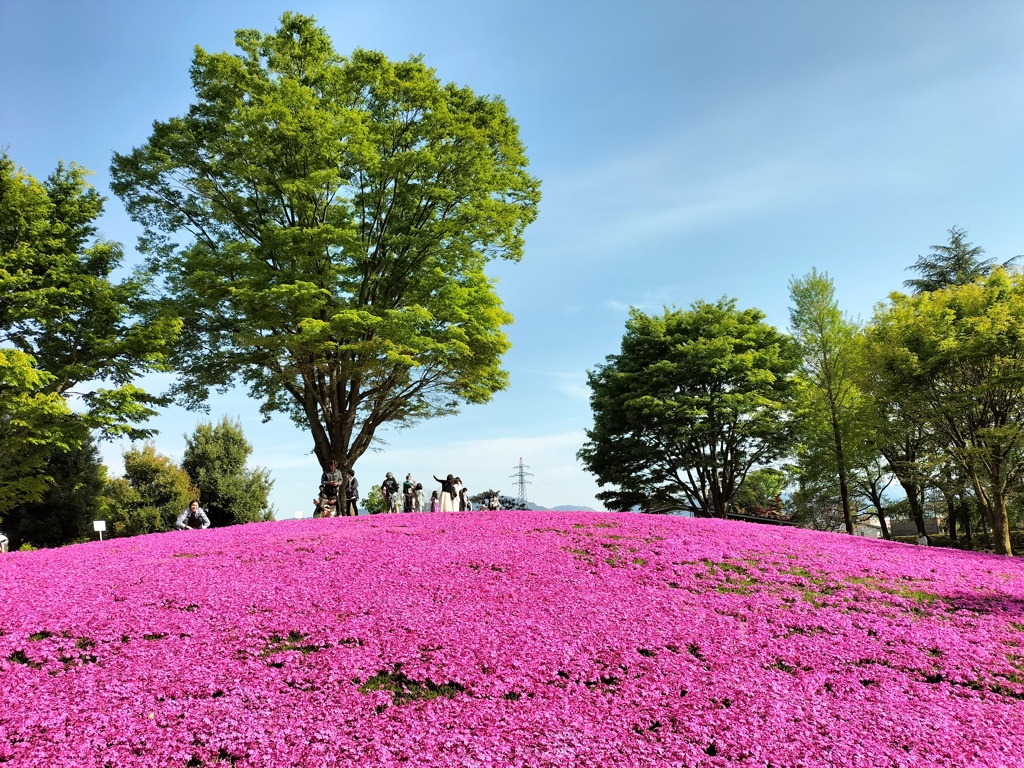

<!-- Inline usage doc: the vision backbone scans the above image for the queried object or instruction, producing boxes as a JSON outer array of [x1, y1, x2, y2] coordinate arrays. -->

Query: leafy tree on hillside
[[364, 485, 387, 515], [182, 417, 274, 526], [787, 472, 847, 532], [103, 444, 198, 537], [866, 269, 1024, 555], [0, 153, 180, 439], [1, 435, 107, 549], [788, 269, 867, 534], [110, 13, 540, 480], [469, 488, 518, 509], [0, 350, 71, 514], [732, 467, 787, 518], [578, 299, 801, 516], [0, 153, 180, 512]]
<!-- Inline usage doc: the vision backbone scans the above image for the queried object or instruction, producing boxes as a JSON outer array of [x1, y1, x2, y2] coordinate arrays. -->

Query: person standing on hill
[[459, 486, 470, 511], [318, 460, 344, 517], [402, 474, 416, 513], [452, 477, 464, 510], [382, 472, 399, 513], [414, 482, 425, 513], [429, 490, 440, 513], [434, 474, 456, 512], [345, 470, 359, 517]]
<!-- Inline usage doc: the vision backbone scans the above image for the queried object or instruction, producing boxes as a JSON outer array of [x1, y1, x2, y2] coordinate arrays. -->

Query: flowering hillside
[[2, 512, 1023, 767]]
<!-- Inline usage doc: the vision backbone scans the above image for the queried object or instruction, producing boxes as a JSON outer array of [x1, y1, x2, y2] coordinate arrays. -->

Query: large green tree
[[110, 14, 540, 477], [904, 226, 1017, 294], [0, 350, 71, 514], [0, 153, 180, 514], [866, 269, 1024, 555], [1, 436, 107, 549], [578, 300, 801, 516], [0, 154, 180, 438], [788, 269, 865, 534], [182, 417, 274, 526]]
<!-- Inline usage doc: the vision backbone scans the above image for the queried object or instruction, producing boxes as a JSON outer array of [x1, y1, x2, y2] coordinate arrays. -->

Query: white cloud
[[550, 371, 590, 401]]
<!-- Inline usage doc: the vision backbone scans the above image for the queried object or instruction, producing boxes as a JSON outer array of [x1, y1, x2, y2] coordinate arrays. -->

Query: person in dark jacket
[[434, 474, 456, 513], [344, 470, 359, 517], [381, 472, 400, 513]]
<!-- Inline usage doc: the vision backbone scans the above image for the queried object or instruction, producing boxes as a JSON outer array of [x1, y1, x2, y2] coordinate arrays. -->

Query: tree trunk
[[878, 508, 891, 541], [904, 483, 927, 538], [887, 454, 928, 538], [990, 484, 1013, 556], [942, 489, 958, 541], [961, 499, 973, 547], [830, 415, 854, 535]]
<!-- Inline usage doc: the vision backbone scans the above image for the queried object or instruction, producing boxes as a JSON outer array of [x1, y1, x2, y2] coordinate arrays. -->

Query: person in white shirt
[[175, 501, 211, 530]]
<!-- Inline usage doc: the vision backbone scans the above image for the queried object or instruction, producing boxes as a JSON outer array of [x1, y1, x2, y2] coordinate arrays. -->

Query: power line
[[509, 457, 533, 507]]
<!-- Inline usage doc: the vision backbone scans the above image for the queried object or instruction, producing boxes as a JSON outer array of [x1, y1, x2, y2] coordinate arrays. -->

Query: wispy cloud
[[550, 371, 590, 401]]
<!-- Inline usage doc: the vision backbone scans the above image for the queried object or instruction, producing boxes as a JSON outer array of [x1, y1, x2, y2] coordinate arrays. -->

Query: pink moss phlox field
[[3, 512, 1024, 767]]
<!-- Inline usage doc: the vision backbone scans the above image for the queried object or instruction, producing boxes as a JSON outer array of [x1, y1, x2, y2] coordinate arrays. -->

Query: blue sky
[[3, 1, 1024, 514]]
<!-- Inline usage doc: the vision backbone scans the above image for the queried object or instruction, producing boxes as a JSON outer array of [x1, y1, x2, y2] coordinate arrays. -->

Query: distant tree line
[[1, 417, 274, 550], [579, 228, 1024, 556]]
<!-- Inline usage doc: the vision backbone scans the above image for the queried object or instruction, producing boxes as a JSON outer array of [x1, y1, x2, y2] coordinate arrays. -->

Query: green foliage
[[109, 13, 540, 477], [468, 493, 512, 512], [788, 269, 869, 534], [866, 269, 1024, 555], [181, 417, 274, 526], [903, 227, 1015, 294], [0, 349, 72, 514], [578, 299, 801, 516], [469, 489, 500, 506], [102, 444, 198, 537], [0, 153, 180, 440], [0, 152, 180, 512], [733, 468, 787, 517], [364, 484, 387, 515], [786, 472, 846, 532], [357, 664, 464, 706], [0, 434, 107, 549]]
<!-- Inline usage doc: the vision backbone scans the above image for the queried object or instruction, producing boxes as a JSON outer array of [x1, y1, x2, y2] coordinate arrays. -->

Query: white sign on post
[[93, 520, 107, 541]]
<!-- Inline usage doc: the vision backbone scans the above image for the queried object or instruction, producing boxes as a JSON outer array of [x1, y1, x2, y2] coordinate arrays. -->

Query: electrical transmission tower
[[509, 457, 533, 508]]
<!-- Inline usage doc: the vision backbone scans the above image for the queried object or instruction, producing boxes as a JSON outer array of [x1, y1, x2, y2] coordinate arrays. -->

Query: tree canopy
[[0, 154, 180, 439], [578, 299, 801, 516], [904, 226, 1017, 294], [182, 417, 274, 526], [865, 269, 1024, 555], [110, 13, 540, 475], [103, 444, 198, 537], [0, 436, 107, 549], [788, 268, 865, 534], [0, 153, 180, 514]]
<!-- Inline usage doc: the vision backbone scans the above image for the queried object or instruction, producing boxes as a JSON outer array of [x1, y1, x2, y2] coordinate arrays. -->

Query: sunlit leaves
[[110, 13, 538, 471]]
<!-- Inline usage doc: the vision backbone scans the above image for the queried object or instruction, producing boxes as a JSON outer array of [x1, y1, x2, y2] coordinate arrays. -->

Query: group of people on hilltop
[[432, 473, 471, 513], [313, 461, 477, 517], [314, 461, 360, 518], [381, 471, 472, 513]]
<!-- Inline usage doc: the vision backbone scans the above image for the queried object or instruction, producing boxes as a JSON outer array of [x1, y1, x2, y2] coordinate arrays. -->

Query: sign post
[[93, 520, 107, 541]]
